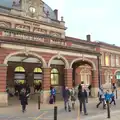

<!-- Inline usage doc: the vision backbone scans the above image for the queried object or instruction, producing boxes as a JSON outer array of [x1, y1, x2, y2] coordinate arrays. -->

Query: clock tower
[[21, 0, 44, 18]]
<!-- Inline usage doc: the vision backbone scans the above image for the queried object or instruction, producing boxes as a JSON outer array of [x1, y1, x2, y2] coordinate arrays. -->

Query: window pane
[[51, 68, 58, 73], [116, 56, 119, 66], [51, 73, 59, 85], [15, 66, 25, 72], [34, 68, 42, 73], [105, 55, 109, 66], [111, 55, 115, 66]]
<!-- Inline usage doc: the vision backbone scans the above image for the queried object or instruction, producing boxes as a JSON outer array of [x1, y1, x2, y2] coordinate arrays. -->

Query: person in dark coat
[[19, 88, 28, 113], [78, 88, 88, 115]]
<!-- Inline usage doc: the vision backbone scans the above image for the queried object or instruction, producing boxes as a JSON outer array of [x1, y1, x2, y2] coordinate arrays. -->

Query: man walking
[[78, 88, 88, 115], [62, 86, 71, 112]]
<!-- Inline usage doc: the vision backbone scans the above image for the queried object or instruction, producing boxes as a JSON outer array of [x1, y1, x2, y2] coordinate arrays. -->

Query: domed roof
[[0, 0, 57, 20]]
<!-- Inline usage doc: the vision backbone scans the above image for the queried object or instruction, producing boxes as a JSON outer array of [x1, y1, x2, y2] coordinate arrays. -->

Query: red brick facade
[[0, 66, 7, 92]]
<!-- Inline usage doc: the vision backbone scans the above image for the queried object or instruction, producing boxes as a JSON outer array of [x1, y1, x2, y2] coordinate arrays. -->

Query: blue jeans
[[79, 100, 87, 114]]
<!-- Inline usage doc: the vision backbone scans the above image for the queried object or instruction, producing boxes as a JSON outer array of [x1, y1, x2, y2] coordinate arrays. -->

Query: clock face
[[29, 6, 36, 14]]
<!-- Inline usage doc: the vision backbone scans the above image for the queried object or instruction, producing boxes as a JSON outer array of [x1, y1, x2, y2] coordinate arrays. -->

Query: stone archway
[[3, 51, 47, 67], [48, 54, 69, 68], [114, 69, 120, 86], [70, 58, 96, 70]]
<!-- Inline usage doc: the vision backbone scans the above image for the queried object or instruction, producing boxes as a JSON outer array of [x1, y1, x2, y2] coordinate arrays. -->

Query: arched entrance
[[48, 54, 69, 100], [70, 58, 96, 87], [114, 70, 120, 86], [5, 51, 47, 105]]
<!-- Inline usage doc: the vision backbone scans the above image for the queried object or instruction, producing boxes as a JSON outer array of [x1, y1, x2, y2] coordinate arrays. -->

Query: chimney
[[86, 34, 91, 42], [54, 9, 58, 20]]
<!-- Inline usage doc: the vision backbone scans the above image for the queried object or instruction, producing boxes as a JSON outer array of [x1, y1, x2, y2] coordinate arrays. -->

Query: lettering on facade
[[24, 21, 40, 27], [1, 31, 67, 46]]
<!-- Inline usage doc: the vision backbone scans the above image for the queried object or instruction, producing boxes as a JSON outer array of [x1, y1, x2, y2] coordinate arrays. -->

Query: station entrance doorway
[[6, 53, 44, 105]]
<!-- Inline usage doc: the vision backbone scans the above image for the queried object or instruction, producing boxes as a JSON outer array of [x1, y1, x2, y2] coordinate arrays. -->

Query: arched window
[[14, 66, 25, 84], [51, 68, 59, 85], [116, 71, 120, 80], [80, 68, 91, 85], [34, 68, 42, 85]]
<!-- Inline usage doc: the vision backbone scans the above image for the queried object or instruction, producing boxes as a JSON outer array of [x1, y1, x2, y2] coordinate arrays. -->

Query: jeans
[[97, 98, 106, 109], [110, 98, 116, 105], [64, 99, 71, 111], [79, 100, 87, 114], [53, 95, 56, 103]]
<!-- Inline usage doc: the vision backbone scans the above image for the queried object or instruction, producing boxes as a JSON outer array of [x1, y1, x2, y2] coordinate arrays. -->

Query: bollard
[[38, 95, 40, 109], [54, 106, 57, 120], [116, 89, 118, 99], [107, 100, 110, 118]]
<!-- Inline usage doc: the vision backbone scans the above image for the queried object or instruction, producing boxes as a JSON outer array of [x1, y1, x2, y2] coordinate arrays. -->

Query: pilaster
[[64, 68, 73, 88]]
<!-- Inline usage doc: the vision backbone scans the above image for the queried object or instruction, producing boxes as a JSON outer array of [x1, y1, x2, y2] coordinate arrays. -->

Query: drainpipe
[[97, 55, 101, 88]]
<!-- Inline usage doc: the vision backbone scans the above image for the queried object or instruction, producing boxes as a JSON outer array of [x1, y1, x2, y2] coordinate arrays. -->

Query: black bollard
[[54, 106, 57, 120], [107, 100, 110, 118], [116, 89, 118, 99], [38, 95, 40, 109]]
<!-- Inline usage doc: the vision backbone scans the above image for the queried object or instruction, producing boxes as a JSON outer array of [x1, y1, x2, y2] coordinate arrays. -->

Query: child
[[110, 90, 116, 105], [104, 90, 111, 108]]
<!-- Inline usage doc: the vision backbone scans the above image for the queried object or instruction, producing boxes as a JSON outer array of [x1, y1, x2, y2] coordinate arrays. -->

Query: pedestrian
[[104, 90, 111, 108], [78, 88, 88, 115], [50, 86, 56, 104], [19, 88, 28, 113], [88, 85, 92, 97], [62, 86, 71, 112], [71, 87, 77, 110], [96, 87, 106, 109], [110, 90, 116, 105]]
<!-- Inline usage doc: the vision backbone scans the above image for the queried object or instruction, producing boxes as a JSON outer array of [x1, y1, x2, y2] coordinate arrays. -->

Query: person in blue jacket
[[50, 86, 56, 104], [104, 90, 111, 108], [110, 90, 116, 105]]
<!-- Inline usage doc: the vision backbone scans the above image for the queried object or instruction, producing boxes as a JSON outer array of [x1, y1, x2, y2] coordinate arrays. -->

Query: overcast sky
[[44, 0, 120, 45]]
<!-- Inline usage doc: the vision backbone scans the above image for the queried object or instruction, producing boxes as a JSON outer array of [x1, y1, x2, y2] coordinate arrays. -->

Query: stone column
[[0, 65, 8, 106], [42, 68, 51, 103], [91, 70, 99, 97], [64, 68, 73, 88]]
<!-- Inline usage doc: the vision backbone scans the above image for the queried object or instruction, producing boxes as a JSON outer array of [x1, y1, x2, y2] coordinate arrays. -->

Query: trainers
[[84, 113, 88, 115]]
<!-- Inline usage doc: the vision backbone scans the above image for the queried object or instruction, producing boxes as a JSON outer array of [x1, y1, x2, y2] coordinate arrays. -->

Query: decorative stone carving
[[34, 28, 47, 34], [0, 21, 11, 28], [21, 0, 45, 18], [15, 24, 30, 31], [50, 31, 61, 37]]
